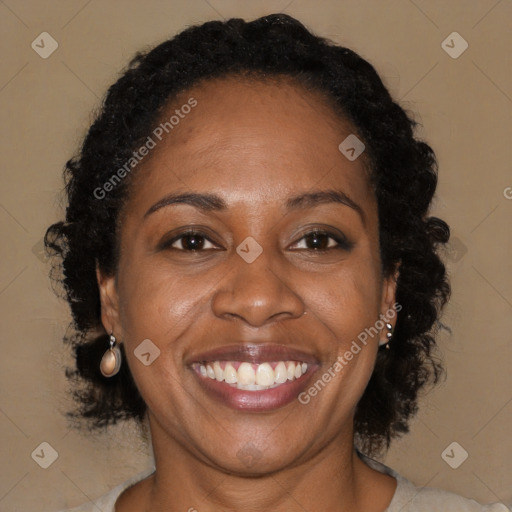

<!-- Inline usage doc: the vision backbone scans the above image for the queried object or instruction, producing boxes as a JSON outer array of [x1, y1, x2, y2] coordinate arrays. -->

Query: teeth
[[213, 361, 224, 382], [256, 363, 274, 386], [238, 383, 270, 391], [274, 362, 288, 384], [238, 362, 256, 385], [198, 360, 309, 390], [286, 362, 295, 381], [224, 362, 237, 384]]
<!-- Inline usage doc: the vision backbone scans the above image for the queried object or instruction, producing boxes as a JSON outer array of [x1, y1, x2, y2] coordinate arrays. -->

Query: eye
[[164, 231, 219, 251], [290, 230, 352, 252]]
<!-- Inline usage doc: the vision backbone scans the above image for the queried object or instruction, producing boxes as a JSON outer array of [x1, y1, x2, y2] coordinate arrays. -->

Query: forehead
[[127, 76, 374, 212]]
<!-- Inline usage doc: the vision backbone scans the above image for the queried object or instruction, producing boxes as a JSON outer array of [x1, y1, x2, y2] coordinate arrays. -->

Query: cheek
[[307, 258, 383, 339], [297, 266, 382, 417], [115, 262, 208, 413], [116, 260, 211, 346]]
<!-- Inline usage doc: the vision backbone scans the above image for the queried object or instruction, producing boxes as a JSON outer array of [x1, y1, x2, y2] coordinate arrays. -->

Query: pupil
[[307, 233, 327, 250], [184, 235, 203, 250]]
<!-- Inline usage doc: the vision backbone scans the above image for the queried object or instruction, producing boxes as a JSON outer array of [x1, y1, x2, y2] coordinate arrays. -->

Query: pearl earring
[[379, 322, 393, 350], [100, 333, 122, 377]]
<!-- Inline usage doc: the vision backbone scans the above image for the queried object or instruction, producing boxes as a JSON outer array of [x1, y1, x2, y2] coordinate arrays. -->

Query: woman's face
[[99, 77, 397, 473]]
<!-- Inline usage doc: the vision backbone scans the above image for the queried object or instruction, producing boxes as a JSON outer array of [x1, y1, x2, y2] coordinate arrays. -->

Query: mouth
[[188, 344, 319, 411]]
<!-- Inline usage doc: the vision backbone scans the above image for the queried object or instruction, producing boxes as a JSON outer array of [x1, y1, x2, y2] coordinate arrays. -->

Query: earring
[[100, 332, 122, 377], [379, 322, 393, 350]]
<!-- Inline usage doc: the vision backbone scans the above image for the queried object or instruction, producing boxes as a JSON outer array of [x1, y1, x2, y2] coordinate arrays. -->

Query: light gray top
[[56, 455, 511, 512]]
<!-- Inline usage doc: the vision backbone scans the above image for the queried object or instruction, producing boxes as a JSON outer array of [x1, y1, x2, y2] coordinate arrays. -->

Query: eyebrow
[[144, 188, 365, 224], [145, 193, 227, 217], [286, 189, 365, 224]]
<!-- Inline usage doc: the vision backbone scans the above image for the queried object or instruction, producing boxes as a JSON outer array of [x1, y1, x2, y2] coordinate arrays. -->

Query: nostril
[[216, 262, 305, 322]]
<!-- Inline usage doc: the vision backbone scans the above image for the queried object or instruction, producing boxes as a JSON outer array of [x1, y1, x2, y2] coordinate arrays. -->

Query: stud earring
[[379, 322, 393, 350], [100, 332, 122, 377]]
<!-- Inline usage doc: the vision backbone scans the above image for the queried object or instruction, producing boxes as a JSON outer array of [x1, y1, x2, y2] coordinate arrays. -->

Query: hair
[[45, 13, 450, 456]]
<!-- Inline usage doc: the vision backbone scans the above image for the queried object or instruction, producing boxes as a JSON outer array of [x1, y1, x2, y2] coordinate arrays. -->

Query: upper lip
[[187, 343, 319, 365]]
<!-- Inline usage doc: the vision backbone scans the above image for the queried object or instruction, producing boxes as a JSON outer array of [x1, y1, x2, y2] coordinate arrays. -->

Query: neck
[[136, 415, 396, 512]]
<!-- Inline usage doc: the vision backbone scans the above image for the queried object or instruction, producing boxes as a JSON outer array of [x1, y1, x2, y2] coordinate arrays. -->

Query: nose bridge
[[211, 241, 305, 326]]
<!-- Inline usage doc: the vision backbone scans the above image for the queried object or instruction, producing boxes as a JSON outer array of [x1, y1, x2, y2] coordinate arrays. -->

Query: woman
[[46, 13, 509, 512]]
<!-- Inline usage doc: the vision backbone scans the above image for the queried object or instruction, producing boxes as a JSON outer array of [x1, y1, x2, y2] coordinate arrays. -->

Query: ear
[[96, 263, 121, 338], [379, 264, 400, 341]]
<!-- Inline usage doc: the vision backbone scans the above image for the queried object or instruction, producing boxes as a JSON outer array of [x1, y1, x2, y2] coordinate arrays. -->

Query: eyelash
[[163, 230, 218, 252], [289, 230, 352, 252], [162, 229, 352, 253]]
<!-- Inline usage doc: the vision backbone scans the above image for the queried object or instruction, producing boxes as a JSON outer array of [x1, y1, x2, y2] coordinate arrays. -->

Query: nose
[[211, 249, 305, 327]]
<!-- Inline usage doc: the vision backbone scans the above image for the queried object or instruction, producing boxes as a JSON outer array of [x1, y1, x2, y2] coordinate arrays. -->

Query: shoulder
[[357, 451, 510, 512], [390, 474, 510, 512], [54, 466, 155, 512]]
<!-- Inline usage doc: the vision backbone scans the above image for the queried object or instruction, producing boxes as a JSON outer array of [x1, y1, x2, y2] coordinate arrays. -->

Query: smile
[[188, 344, 319, 411], [194, 360, 309, 390]]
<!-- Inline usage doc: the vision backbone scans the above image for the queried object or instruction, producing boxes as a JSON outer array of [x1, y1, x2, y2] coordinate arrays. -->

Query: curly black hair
[[45, 13, 450, 455]]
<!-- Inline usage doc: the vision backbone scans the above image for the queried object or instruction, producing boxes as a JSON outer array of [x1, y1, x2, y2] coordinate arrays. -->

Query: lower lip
[[191, 367, 318, 411]]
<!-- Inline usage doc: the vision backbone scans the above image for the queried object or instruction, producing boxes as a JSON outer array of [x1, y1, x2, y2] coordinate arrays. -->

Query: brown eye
[[290, 230, 352, 252], [166, 232, 217, 251], [302, 232, 336, 250]]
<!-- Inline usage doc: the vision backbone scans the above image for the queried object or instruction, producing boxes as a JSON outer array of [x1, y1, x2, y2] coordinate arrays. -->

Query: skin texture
[[98, 77, 399, 512]]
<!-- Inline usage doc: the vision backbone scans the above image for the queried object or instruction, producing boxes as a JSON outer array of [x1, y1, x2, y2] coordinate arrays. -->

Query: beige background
[[1, 0, 511, 510]]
